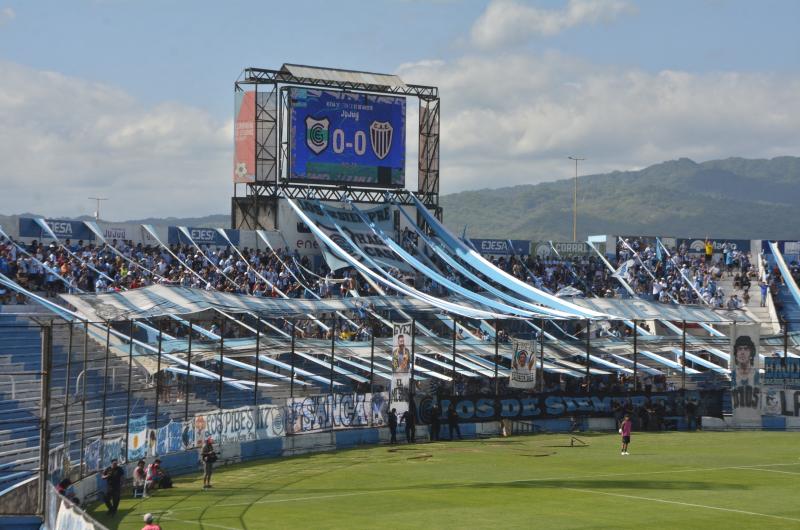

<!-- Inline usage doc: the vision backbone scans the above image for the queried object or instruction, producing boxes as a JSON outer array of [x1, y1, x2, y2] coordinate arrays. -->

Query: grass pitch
[[89, 431, 800, 529]]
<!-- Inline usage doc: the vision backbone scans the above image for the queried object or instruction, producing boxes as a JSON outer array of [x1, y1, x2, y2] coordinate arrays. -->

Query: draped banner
[[48, 444, 66, 484], [100, 437, 124, 469], [761, 357, 800, 417], [391, 322, 413, 416], [415, 391, 724, 424], [18, 217, 96, 241], [84, 439, 101, 473], [730, 324, 761, 426], [470, 239, 530, 256], [295, 199, 414, 273], [509, 339, 536, 389], [127, 416, 149, 461], [761, 388, 800, 417], [193, 405, 285, 446], [255, 404, 286, 439], [763, 357, 800, 387], [284, 392, 389, 434]]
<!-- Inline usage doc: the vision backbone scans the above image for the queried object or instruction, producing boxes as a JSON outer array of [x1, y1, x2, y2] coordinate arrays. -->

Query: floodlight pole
[[681, 320, 687, 390], [253, 326, 260, 408], [568, 157, 585, 242], [632, 319, 638, 389], [539, 319, 545, 391], [88, 197, 109, 221], [451, 316, 457, 395], [290, 320, 296, 399], [493, 319, 499, 397], [185, 321, 192, 422], [585, 319, 591, 391]]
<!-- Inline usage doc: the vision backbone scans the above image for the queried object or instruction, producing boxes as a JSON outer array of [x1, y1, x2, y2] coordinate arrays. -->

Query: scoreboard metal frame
[[233, 65, 441, 231]]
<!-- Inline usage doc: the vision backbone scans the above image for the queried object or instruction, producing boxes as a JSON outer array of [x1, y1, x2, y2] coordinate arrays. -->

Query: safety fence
[[2, 314, 800, 517]]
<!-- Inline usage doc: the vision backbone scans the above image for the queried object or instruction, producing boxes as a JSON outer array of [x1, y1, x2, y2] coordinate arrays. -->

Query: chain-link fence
[[1, 313, 799, 517]]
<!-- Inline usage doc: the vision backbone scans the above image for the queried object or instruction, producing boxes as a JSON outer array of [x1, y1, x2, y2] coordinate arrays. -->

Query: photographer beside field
[[202, 437, 217, 489]]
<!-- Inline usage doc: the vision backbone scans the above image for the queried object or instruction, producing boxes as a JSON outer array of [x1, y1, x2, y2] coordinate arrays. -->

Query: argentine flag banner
[[127, 415, 149, 461]]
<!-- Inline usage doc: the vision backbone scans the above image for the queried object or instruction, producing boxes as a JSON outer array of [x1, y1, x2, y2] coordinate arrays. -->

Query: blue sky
[[0, 0, 798, 219]]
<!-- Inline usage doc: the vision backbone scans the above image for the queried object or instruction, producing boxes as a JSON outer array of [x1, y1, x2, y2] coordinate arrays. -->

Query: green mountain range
[[440, 156, 800, 241], [3, 156, 799, 243]]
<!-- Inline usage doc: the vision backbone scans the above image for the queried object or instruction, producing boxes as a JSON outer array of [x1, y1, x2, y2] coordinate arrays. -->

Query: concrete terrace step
[[715, 277, 777, 334]]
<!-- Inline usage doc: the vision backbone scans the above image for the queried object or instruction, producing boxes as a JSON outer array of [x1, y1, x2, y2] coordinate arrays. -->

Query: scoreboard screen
[[289, 88, 405, 187]]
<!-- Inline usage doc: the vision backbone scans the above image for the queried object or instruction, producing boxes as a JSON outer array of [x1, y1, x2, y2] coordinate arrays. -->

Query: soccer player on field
[[619, 415, 632, 455]]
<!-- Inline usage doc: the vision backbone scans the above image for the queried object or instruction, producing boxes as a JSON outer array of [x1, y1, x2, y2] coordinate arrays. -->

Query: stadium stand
[[2, 213, 798, 529]]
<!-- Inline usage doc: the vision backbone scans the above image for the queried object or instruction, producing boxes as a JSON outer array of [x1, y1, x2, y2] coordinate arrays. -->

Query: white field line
[[733, 466, 800, 476], [560, 487, 800, 524], [148, 462, 800, 515], [160, 517, 242, 530]]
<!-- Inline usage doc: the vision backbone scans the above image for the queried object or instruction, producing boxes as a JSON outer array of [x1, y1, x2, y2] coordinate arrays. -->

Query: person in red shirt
[[619, 414, 632, 455], [142, 513, 161, 530]]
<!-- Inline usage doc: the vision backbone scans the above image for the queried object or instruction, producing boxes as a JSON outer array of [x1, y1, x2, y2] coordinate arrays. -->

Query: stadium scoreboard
[[288, 88, 406, 188]]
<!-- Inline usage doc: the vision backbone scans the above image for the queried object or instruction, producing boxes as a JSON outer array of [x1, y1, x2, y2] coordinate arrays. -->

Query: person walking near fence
[[430, 403, 441, 441], [388, 408, 398, 444], [401, 408, 416, 443], [202, 437, 217, 490], [447, 404, 462, 440], [102, 458, 124, 515]]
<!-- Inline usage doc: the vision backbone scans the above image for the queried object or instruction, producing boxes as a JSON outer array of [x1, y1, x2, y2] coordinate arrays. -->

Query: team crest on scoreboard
[[305, 116, 330, 155], [369, 121, 393, 160]]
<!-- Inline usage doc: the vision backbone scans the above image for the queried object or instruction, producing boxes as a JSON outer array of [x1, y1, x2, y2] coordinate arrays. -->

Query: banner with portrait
[[730, 324, 761, 425], [509, 339, 537, 389], [391, 322, 413, 415]]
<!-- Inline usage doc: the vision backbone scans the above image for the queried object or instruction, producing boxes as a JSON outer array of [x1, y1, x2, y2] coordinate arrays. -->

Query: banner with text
[[415, 391, 724, 424], [391, 322, 413, 416], [285, 392, 389, 434], [192, 404, 284, 446], [533, 241, 598, 258], [470, 239, 530, 256], [167, 226, 240, 247], [731, 324, 761, 425], [18, 217, 96, 241], [761, 388, 800, 417], [763, 357, 800, 387], [509, 339, 537, 389], [677, 238, 751, 256]]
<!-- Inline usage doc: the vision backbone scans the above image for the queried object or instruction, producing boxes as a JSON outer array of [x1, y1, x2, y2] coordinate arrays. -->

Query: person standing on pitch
[[101, 459, 124, 515], [201, 437, 217, 489], [619, 414, 632, 455], [388, 408, 398, 444], [142, 513, 162, 530], [430, 403, 441, 442], [447, 403, 462, 440], [401, 408, 415, 443]]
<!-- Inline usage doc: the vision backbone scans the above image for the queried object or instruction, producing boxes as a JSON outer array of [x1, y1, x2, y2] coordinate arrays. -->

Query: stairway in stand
[[714, 275, 777, 336]]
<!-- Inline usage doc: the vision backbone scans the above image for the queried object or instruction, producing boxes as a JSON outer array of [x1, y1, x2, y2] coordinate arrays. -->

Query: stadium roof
[[60, 285, 752, 324], [279, 63, 406, 90], [60, 285, 445, 321]]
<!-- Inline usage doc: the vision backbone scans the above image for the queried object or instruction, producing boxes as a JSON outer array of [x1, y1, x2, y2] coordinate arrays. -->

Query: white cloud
[[0, 7, 14, 26], [397, 53, 800, 193], [471, 0, 636, 49], [0, 61, 231, 219]]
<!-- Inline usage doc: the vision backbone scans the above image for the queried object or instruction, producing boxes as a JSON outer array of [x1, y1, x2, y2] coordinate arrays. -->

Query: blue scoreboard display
[[289, 88, 405, 187]]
